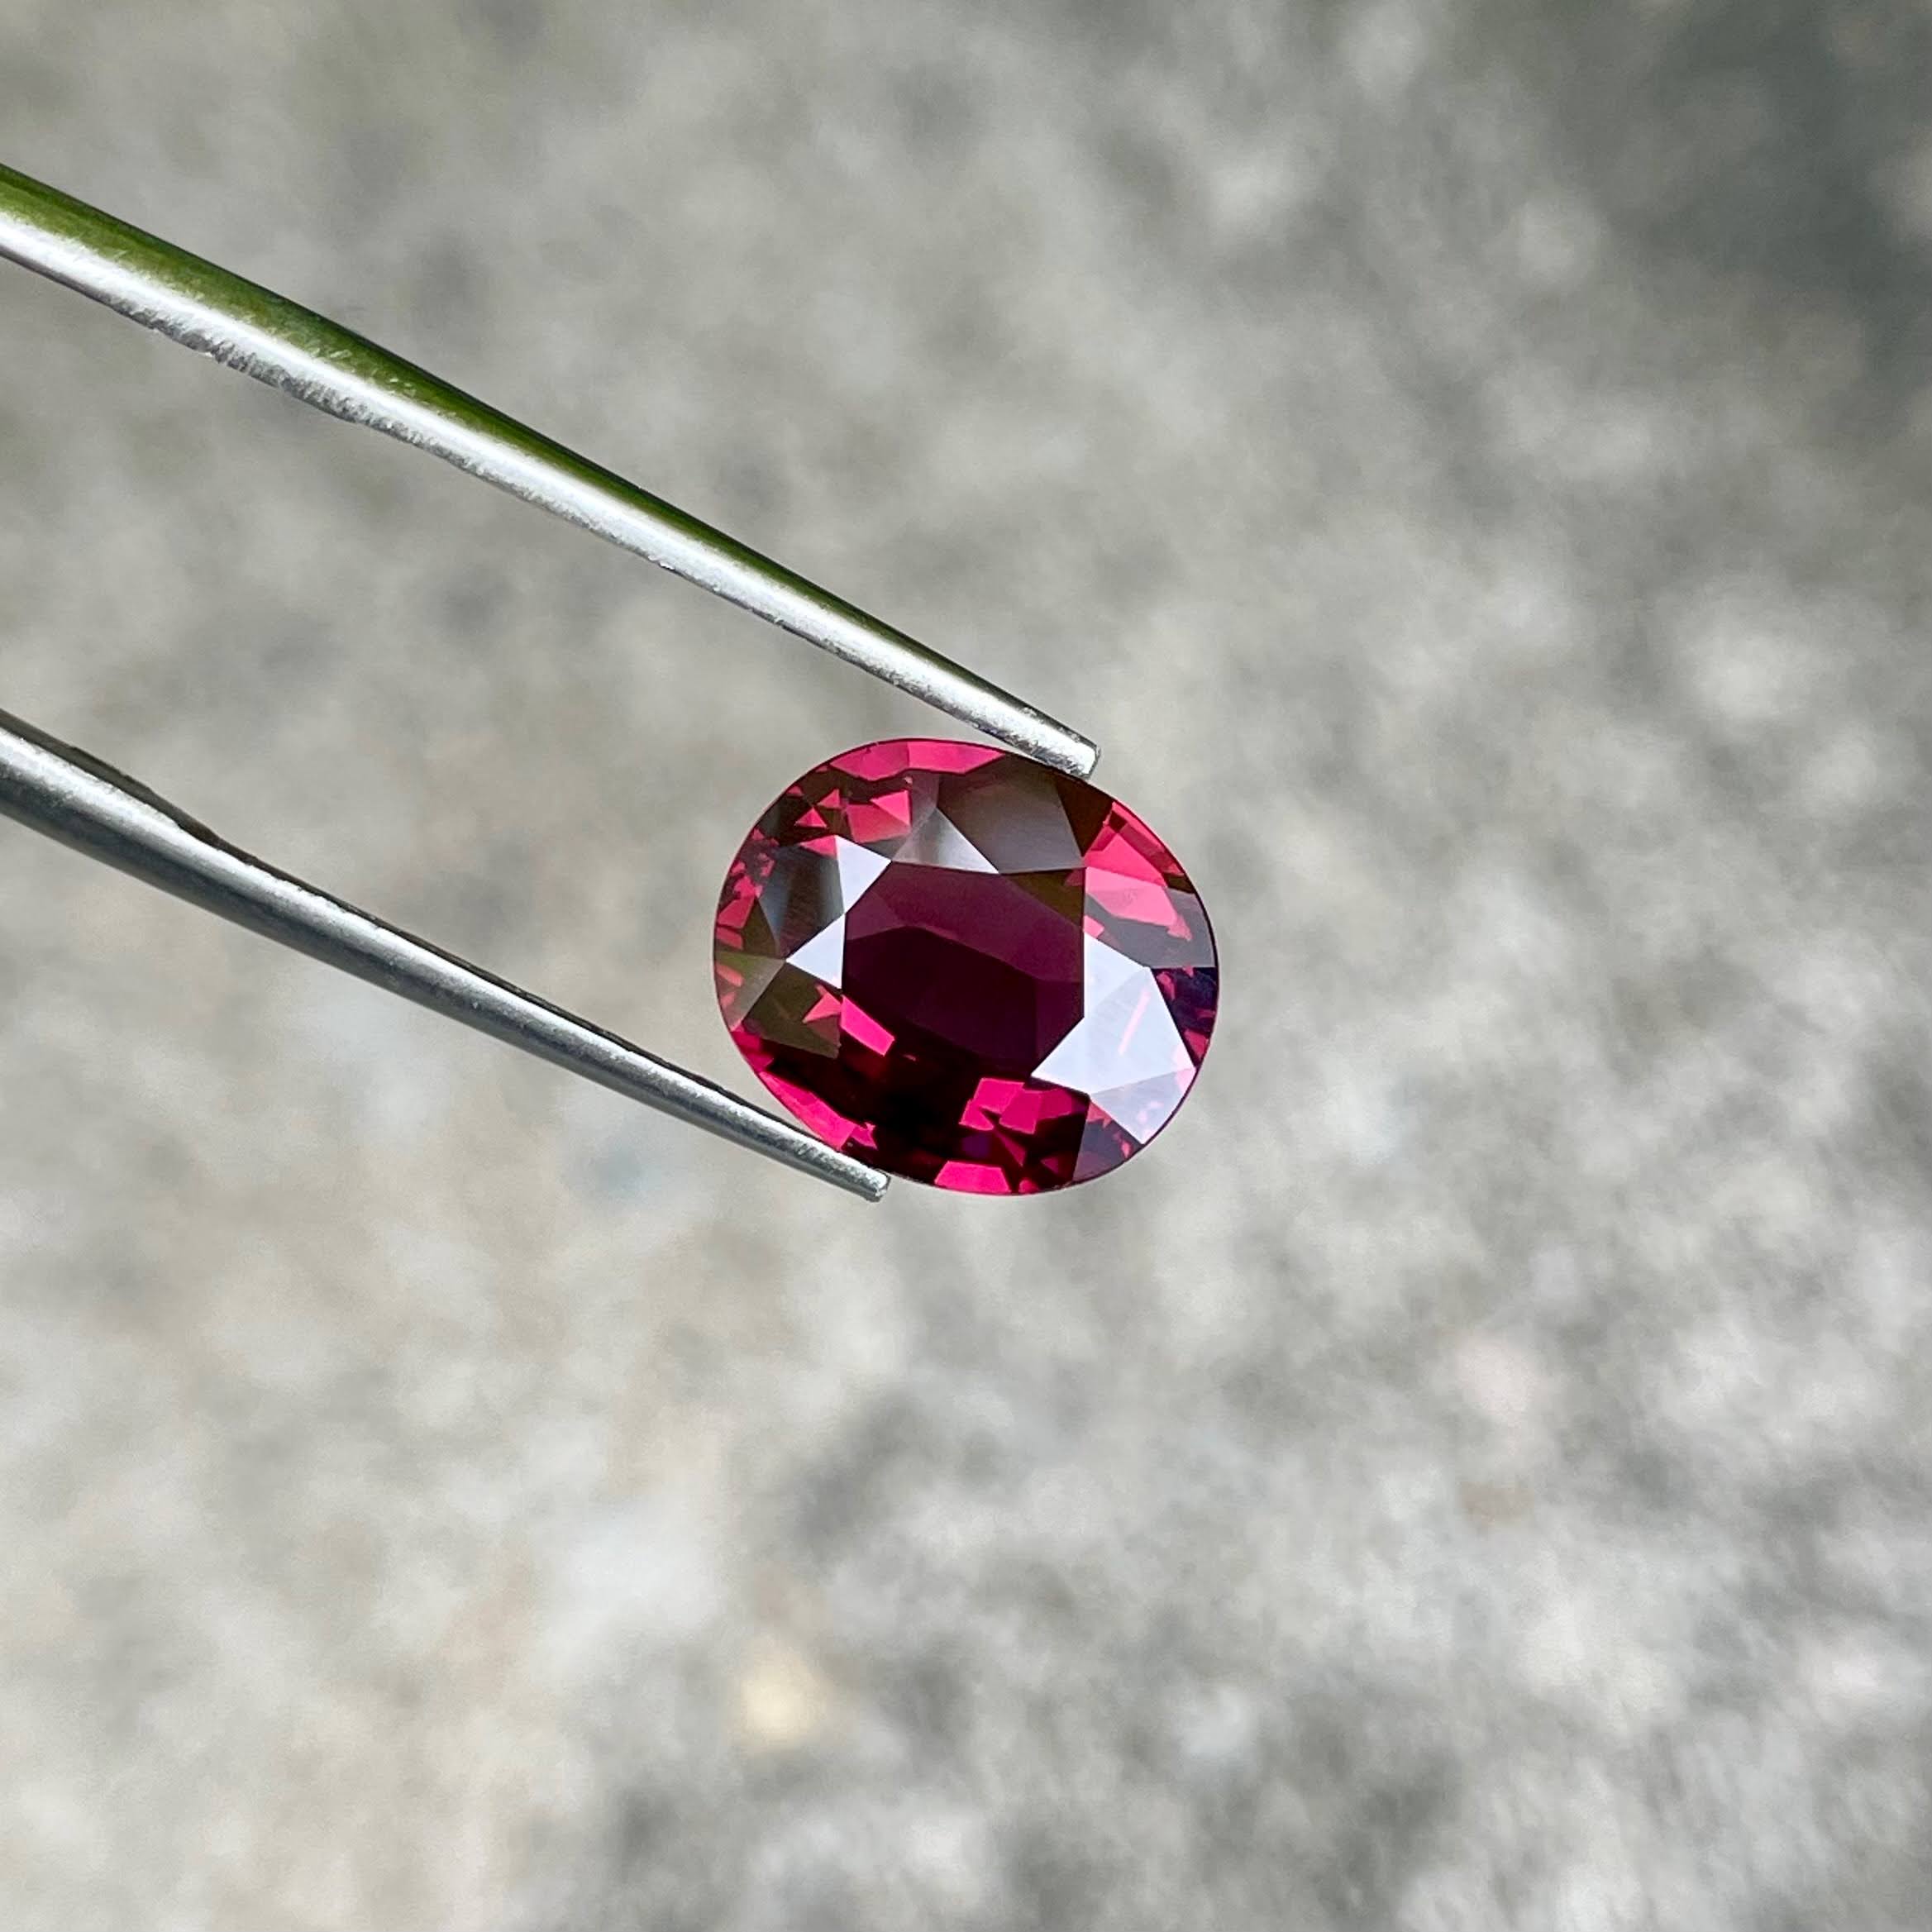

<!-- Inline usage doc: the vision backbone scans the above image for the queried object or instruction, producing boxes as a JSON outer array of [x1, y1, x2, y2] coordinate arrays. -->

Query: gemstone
[[713, 738, 1218, 1194]]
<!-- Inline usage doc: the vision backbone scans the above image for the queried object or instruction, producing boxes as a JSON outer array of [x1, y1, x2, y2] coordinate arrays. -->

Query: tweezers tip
[[1035, 723, 1101, 781]]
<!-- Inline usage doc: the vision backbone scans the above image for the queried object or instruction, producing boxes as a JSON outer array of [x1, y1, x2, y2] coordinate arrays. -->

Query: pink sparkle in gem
[[841, 1002, 896, 1056]]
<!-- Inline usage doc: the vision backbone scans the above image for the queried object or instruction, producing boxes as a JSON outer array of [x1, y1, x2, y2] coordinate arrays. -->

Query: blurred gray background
[[2, 1, 1930, 1926]]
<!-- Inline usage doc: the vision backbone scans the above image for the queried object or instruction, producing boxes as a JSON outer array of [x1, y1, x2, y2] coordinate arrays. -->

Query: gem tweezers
[[0, 164, 1100, 1200]]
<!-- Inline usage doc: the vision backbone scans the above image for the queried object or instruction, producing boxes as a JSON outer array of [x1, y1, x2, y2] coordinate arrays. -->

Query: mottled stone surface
[[0, 1, 1929, 1926]]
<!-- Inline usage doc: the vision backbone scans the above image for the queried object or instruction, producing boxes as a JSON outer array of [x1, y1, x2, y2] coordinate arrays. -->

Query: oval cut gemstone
[[713, 739, 1218, 1194]]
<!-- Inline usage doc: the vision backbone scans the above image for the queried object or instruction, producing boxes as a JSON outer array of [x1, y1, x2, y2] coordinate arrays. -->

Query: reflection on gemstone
[[713, 739, 1219, 1195]]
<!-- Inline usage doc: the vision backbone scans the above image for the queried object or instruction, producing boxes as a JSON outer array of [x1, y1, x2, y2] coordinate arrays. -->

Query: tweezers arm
[[0, 712, 888, 1200], [0, 162, 1096, 778]]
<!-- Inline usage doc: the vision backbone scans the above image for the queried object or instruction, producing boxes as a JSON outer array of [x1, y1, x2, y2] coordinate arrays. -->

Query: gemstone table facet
[[713, 740, 1218, 1194]]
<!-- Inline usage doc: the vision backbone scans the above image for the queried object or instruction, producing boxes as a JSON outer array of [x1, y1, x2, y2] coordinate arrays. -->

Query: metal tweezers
[[0, 164, 1099, 1201]]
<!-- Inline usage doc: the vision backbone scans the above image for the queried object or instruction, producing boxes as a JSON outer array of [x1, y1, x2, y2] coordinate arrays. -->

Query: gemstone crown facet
[[713, 739, 1218, 1194]]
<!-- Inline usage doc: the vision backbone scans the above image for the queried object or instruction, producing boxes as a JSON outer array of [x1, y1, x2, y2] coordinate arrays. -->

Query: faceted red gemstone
[[713, 739, 1218, 1194]]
